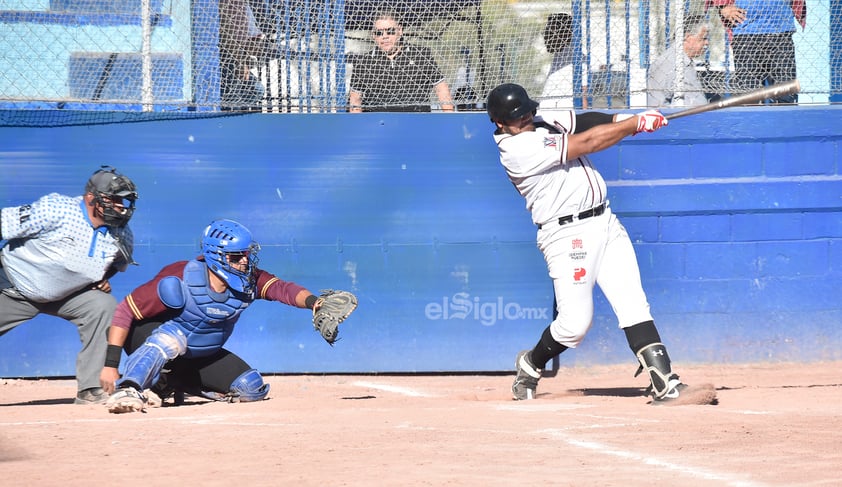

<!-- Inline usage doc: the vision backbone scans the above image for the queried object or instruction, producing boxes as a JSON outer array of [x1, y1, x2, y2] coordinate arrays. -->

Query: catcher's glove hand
[[312, 289, 358, 345]]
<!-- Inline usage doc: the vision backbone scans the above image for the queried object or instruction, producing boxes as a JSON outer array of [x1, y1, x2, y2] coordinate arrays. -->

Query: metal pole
[[141, 0, 153, 111]]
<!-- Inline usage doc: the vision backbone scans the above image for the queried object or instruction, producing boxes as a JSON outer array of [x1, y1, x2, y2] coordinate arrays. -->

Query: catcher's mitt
[[312, 289, 357, 345]]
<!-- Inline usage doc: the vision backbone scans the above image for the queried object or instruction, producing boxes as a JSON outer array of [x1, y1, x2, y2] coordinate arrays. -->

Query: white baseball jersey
[[493, 109, 652, 347], [493, 108, 606, 226], [0, 193, 133, 303]]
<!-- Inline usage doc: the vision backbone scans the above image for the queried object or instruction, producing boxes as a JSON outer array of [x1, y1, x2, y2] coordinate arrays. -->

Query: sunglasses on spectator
[[373, 27, 398, 37]]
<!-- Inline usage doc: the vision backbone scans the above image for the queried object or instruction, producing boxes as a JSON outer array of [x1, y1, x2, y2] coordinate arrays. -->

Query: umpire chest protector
[[159, 259, 252, 358]]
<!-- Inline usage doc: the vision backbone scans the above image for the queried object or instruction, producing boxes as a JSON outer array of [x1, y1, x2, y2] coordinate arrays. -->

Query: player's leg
[[0, 291, 40, 338], [513, 221, 604, 400], [107, 323, 188, 413], [594, 215, 674, 398], [188, 349, 270, 402], [51, 288, 117, 404], [597, 216, 715, 404]]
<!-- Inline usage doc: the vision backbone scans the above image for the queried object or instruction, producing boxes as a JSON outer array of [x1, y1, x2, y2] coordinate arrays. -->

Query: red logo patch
[[572, 239, 583, 249], [573, 267, 586, 281]]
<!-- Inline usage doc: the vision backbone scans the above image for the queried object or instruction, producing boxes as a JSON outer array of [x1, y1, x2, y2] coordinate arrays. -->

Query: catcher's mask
[[85, 165, 138, 228], [201, 219, 261, 295], [486, 83, 539, 123]]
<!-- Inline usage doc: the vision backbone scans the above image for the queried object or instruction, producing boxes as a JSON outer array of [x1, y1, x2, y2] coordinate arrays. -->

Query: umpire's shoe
[[74, 387, 108, 405], [106, 386, 147, 414], [512, 350, 542, 400]]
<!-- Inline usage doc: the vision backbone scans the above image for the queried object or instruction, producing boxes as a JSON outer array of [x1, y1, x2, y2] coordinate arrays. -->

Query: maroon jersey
[[113, 257, 307, 329]]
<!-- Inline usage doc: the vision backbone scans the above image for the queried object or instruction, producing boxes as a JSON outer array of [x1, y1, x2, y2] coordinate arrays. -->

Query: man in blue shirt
[[708, 0, 806, 103]]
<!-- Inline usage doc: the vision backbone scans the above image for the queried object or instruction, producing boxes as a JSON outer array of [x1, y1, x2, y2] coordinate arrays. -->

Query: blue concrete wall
[[0, 107, 840, 378]]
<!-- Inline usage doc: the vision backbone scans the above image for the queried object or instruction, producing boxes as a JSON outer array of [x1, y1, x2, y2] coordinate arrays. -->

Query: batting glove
[[635, 110, 668, 134]]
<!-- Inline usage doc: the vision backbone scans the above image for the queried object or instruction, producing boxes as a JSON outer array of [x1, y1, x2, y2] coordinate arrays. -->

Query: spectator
[[101, 219, 357, 413], [540, 12, 589, 109], [647, 14, 711, 107], [219, 0, 266, 111], [349, 8, 454, 112], [0, 166, 138, 405], [707, 0, 805, 103]]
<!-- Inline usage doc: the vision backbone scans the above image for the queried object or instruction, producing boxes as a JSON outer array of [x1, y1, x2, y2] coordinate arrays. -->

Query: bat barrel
[[664, 79, 800, 121]]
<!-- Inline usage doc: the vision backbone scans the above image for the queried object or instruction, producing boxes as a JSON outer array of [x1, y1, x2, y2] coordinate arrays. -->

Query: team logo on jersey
[[569, 238, 587, 260], [573, 267, 587, 284], [543, 137, 557, 149]]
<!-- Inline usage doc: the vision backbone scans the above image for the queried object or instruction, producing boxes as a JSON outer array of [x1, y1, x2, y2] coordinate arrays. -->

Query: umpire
[[0, 166, 138, 404]]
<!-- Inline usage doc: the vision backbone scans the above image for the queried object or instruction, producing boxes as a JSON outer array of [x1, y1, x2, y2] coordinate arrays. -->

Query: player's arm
[[100, 299, 134, 393], [566, 111, 667, 161], [434, 80, 455, 112], [254, 269, 317, 309], [349, 90, 363, 113], [0, 195, 60, 241], [574, 112, 615, 132]]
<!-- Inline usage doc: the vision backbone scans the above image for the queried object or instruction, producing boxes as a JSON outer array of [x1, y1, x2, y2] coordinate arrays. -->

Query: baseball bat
[[665, 79, 801, 120]]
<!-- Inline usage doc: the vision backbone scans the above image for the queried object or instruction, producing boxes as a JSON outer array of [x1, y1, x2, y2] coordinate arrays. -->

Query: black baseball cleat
[[651, 380, 718, 406], [512, 350, 542, 400]]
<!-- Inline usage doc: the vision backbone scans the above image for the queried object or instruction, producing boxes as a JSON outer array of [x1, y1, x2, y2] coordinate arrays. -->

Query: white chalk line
[[0, 414, 297, 428], [543, 429, 768, 487], [351, 381, 433, 397]]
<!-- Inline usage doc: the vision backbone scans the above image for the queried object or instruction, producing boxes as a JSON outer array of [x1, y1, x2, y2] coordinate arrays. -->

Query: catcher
[[99, 219, 357, 413]]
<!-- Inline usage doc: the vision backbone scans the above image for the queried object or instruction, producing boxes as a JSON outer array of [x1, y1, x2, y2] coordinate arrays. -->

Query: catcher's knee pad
[[229, 368, 270, 402], [634, 342, 679, 399], [119, 324, 188, 390]]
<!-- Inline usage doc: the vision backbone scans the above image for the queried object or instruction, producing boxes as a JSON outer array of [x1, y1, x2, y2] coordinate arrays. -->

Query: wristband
[[305, 294, 318, 310], [104, 344, 122, 368]]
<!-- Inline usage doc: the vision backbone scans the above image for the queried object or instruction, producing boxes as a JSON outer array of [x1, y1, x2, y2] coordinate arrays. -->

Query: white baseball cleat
[[106, 387, 147, 414]]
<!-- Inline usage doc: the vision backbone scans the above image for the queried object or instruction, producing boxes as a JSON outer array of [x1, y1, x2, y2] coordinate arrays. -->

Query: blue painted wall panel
[[1, 106, 841, 378], [766, 140, 838, 177], [731, 213, 804, 241], [690, 143, 763, 178], [619, 215, 660, 243], [804, 211, 842, 238], [661, 214, 731, 242]]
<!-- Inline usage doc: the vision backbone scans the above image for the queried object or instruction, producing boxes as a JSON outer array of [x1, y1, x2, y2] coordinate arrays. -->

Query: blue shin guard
[[118, 324, 188, 390], [199, 368, 270, 403], [230, 368, 270, 402]]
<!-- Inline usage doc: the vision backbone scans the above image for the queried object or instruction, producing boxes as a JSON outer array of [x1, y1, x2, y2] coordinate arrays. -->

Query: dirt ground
[[1, 361, 840, 487]]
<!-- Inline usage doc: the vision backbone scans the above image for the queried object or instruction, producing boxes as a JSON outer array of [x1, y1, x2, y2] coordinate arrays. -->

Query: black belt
[[537, 203, 606, 229]]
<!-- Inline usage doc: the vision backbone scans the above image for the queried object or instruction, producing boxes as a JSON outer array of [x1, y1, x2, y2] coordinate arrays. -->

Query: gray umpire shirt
[[0, 193, 133, 303]]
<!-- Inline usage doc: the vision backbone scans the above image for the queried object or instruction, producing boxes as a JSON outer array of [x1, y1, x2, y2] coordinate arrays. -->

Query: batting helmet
[[85, 165, 138, 228], [486, 83, 539, 123], [201, 219, 261, 295]]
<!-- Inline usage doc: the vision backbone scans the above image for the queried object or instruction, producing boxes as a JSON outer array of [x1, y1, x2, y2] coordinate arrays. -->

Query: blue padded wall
[[0, 107, 840, 378]]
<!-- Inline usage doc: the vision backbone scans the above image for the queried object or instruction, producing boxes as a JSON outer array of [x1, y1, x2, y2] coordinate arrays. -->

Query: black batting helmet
[[486, 83, 539, 123]]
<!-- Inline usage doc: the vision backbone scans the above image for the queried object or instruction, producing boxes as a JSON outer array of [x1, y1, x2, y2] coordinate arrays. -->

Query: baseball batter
[[487, 83, 715, 405]]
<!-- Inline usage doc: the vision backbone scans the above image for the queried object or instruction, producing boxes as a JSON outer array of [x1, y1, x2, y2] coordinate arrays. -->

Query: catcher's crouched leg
[[199, 368, 270, 403]]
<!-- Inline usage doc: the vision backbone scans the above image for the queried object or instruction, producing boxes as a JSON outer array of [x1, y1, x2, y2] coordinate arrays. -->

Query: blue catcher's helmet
[[201, 219, 261, 295]]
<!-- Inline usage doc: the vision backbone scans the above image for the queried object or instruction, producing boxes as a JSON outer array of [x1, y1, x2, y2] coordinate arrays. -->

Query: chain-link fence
[[1, 0, 839, 122]]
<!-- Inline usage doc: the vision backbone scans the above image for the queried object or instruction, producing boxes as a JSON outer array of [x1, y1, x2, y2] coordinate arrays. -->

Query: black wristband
[[305, 294, 318, 310], [104, 344, 122, 368]]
